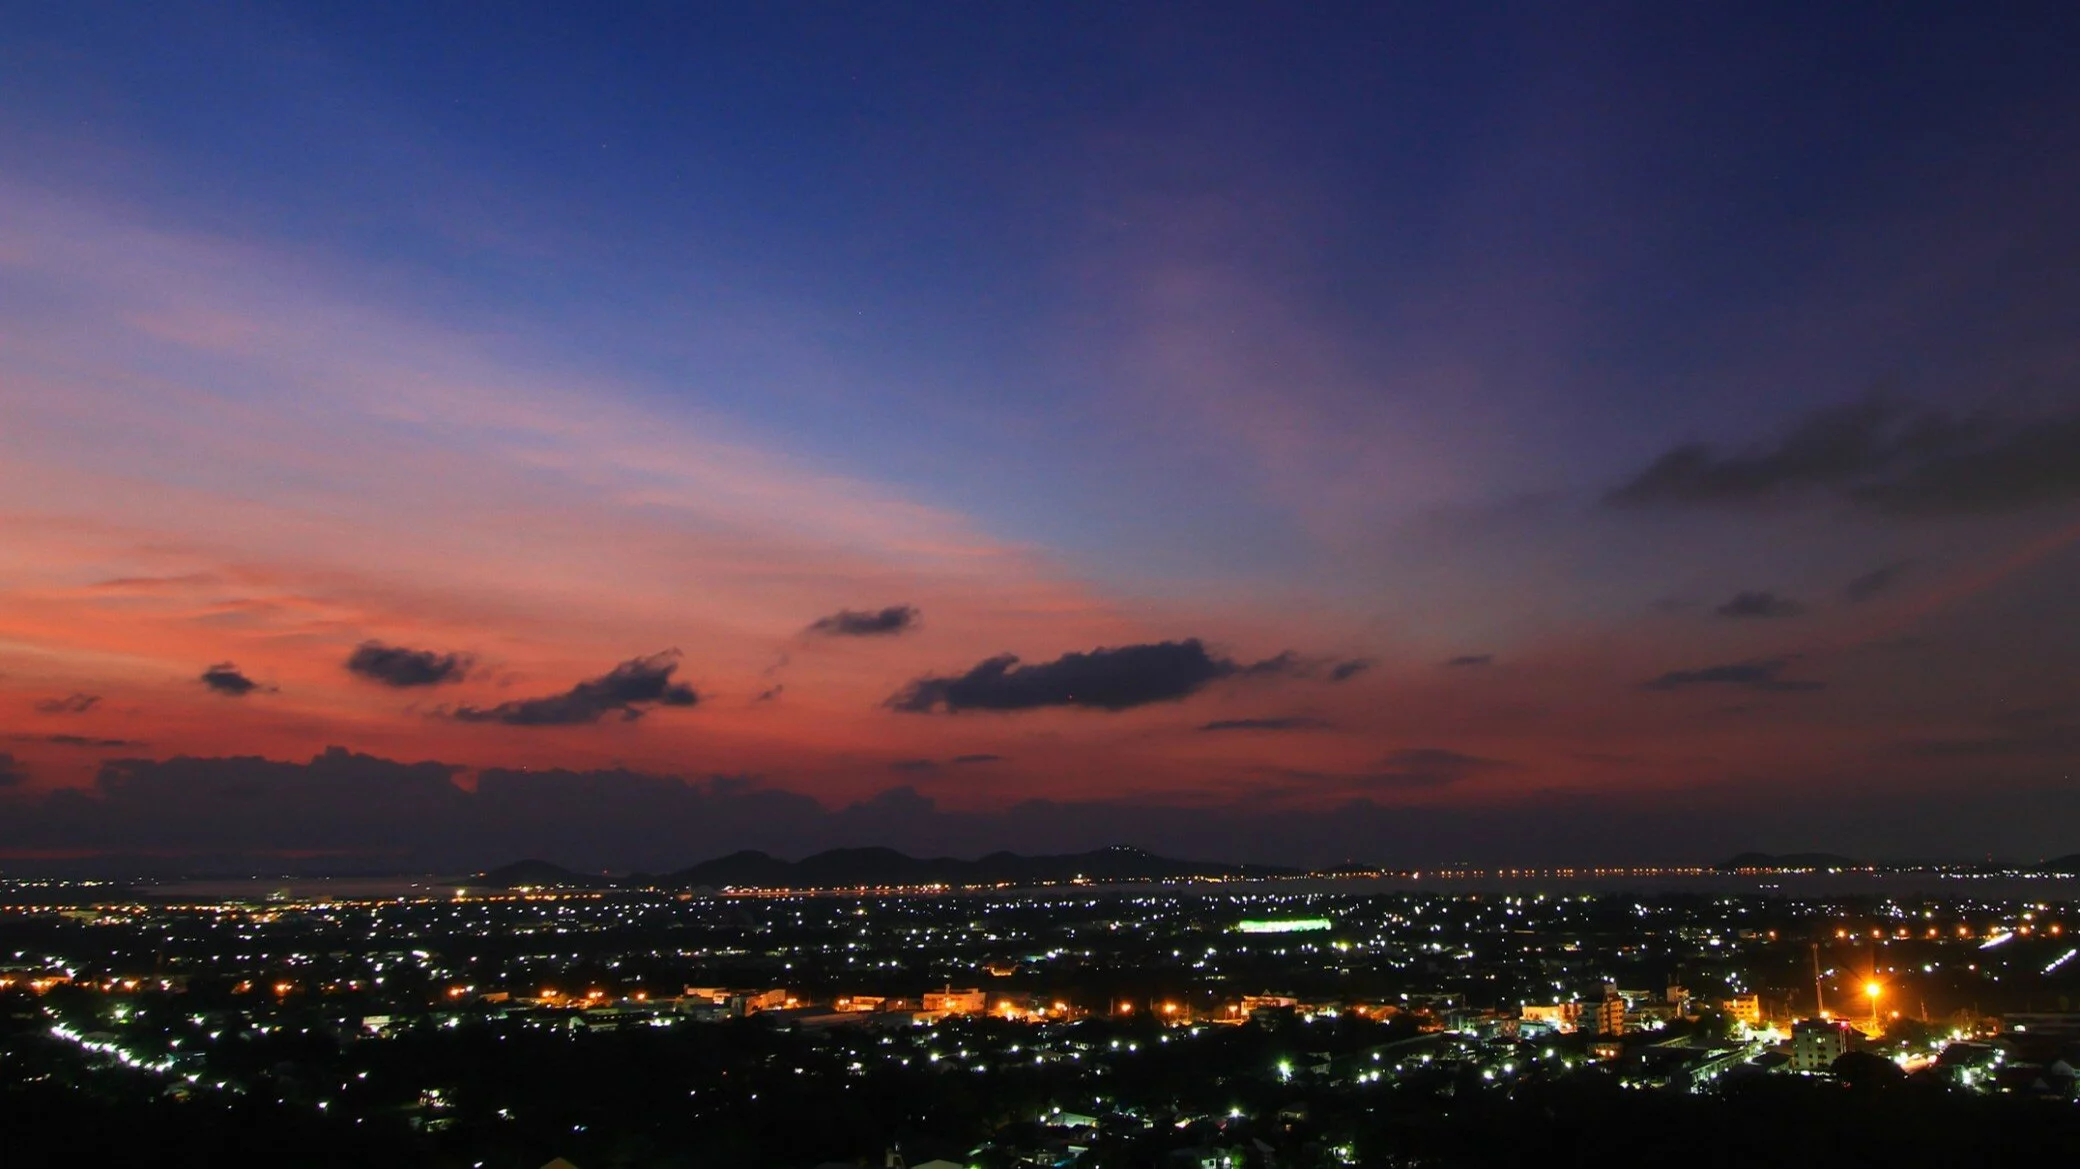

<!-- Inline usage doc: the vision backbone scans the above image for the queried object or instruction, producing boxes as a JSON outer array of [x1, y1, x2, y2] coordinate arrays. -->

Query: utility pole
[[1811, 942, 1825, 1017]]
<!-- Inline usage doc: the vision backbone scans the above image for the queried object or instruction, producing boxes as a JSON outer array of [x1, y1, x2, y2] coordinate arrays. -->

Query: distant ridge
[[1716, 851, 1865, 871], [472, 846, 1298, 890], [2040, 854, 2080, 875], [469, 858, 604, 888]]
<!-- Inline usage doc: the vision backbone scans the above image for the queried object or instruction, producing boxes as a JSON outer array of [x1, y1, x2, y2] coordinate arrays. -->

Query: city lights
[[1236, 919, 1333, 934], [2, 871, 2069, 1163]]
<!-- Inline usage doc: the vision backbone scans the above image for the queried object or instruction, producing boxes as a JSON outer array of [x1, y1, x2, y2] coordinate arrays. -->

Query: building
[[760, 1006, 865, 1031], [1618, 1044, 1750, 1091], [1723, 995, 1762, 1027], [1629, 1000, 1683, 1028], [1521, 1002, 1581, 1033], [921, 987, 985, 1015], [1934, 1041, 2005, 1089], [680, 986, 790, 1016], [1596, 986, 1627, 1036], [1789, 1019, 1854, 1072], [992, 994, 1051, 1021]]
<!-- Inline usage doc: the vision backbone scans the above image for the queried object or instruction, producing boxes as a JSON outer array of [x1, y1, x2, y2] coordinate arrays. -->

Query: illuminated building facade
[[922, 988, 986, 1015], [1521, 1002, 1581, 1033], [1790, 1019, 1853, 1072], [1596, 986, 1627, 1036]]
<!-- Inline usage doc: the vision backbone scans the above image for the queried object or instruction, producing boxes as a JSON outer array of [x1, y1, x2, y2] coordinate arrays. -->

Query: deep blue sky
[[3, 3, 2079, 868]]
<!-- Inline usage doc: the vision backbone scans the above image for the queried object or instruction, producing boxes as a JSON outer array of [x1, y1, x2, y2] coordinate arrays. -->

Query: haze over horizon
[[5, 4, 2080, 872]]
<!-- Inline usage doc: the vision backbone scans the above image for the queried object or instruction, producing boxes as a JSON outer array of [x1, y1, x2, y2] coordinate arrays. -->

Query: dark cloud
[[1843, 561, 1913, 603], [1991, 704, 2079, 733], [1255, 748, 1508, 793], [1444, 654, 1494, 668], [1199, 717, 1333, 732], [889, 754, 1001, 772], [1238, 651, 1301, 677], [1715, 590, 1805, 619], [345, 641, 471, 687], [0, 748, 470, 856], [1250, 766, 1355, 787], [14, 734, 147, 749], [0, 753, 23, 788], [1899, 705, 2080, 761], [1373, 748, 1511, 787], [1328, 658, 1373, 682], [34, 693, 100, 714], [1243, 653, 1370, 682], [0, 749, 818, 871], [1381, 747, 1496, 769], [807, 605, 919, 637], [890, 639, 1310, 713], [1607, 399, 2080, 515], [703, 774, 759, 798], [10, 747, 2080, 872], [1901, 737, 2032, 760], [754, 685, 784, 703], [90, 572, 216, 592], [1640, 657, 1825, 693], [199, 662, 261, 696], [1608, 399, 1894, 508], [1353, 773, 1463, 793], [450, 651, 699, 725]]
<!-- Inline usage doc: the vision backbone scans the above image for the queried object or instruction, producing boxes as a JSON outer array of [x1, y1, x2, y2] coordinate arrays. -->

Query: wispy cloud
[[1715, 590, 1804, 619], [13, 734, 147, 749], [33, 693, 100, 714], [1640, 658, 1824, 693], [1372, 747, 1511, 787], [1609, 399, 2080, 516], [1842, 561, 1912, 603], [1199, 717, 1332, 732]]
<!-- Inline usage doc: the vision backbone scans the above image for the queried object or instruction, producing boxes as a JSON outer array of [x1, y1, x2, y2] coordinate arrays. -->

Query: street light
[[1865, 980, 1881, 1028]]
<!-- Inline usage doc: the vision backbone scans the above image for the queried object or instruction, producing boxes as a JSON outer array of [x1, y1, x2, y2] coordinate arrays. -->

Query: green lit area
[[1236, 918, 1333, 934]]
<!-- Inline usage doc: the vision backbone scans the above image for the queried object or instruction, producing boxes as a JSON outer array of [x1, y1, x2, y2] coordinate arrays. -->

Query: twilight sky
[[4, 3, 2079, 870]]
